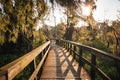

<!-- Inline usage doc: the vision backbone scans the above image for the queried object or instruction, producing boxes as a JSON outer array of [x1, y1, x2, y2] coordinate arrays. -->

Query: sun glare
[[82, 6, 91, 16]]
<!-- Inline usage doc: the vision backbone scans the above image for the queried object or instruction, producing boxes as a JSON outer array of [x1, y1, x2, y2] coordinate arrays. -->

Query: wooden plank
[[40, 43, 90, 80], [0, 41, 50, 80]]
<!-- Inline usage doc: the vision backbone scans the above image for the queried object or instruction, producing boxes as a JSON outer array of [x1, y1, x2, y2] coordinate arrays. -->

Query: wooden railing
[[56, 39, 120, 80], [0, 41, 50, 80]]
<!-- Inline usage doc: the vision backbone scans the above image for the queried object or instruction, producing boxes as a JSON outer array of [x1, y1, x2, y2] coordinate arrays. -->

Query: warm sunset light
[[82, 6, 91, 16], [0, 0, 120, 80]]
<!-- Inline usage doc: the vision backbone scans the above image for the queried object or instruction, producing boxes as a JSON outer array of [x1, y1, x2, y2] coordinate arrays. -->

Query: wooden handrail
[[0, 41, 50, 80], [56, 39, 120, 80]]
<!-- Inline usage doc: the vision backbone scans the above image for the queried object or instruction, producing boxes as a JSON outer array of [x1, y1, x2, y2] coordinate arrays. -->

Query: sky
[[93, 0, 120, 22], [0, 0, 120, 27], [44, 0, 66, 27], [44, 0, 120, 26]]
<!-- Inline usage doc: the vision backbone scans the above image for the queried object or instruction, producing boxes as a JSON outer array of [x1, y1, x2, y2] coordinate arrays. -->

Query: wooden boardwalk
[[40, 43, 90, 80], [0, 40, 119, 80]]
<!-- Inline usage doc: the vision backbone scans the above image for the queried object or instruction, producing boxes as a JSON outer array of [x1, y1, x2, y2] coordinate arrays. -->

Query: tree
[[54, 22, 66, 39], [0, 0, 48, 53], [64, 23, 74, 40], [111, 21, 120, 55]]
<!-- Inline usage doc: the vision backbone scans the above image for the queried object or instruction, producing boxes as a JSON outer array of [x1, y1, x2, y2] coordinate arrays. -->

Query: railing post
[[68, 43, 70, 51], [58, 40, 59, 45], [65, 42, 67, 48], [79, 48, 83, 66], [29, 60, 36, 79], [67, 43, 69, 51], [43, 48, 46, 64], [63, 41, 64, 47], [65, 42, 66, 48], [73, 46, 76, 59], [58, 40, 60, 45], [91, 54, 96, 80], [62, 41, 64, 47], [70, 44, 72, 54], [33, 59, 37, 80], [116, 61, 120, 79], [64, 41, 65, 48]]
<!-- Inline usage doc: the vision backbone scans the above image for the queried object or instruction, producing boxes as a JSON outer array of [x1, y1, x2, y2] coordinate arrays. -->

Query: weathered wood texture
[[40, 43, 90, 80], [0, 41, 50, 80]]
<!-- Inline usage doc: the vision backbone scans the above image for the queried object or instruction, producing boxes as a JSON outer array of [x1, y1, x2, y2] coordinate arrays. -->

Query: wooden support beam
[[73, 46, 76, 59], [91, 54, 96, 80]]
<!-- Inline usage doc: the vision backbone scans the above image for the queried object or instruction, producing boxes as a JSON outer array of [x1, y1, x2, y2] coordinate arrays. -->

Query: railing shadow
[[51, 43, 82, 80]]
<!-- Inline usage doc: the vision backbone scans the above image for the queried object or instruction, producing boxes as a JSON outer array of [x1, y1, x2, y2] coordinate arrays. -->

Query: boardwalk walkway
[[40, 42, 90, 80]]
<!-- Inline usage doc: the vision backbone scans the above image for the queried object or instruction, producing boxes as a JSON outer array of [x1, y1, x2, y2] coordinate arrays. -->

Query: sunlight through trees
[[0, 0, 120, 79]]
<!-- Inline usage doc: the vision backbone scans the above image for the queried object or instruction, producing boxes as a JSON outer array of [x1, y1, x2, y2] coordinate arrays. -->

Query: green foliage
[[0, 0, 119, 79], [13, 63, 34, 80], [0, 1, 48, 79], [53, 23, 66, 39], [0, 0, 48, 45], [0, 34, 4, 45], [64, 24, 74, 40], [41, 25, 52, 38], [87, 40, 112, 53], [96, 58, 118, 80]]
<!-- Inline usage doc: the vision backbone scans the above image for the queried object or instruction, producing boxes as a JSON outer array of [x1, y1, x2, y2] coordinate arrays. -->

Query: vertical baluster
[[67, 43, 69, 51], [57, 40, 58, 45], [65, 42, 66, 48], [43, 48, 46, 65], [60, 40, 61, 46], [70, 44, 72, 54], [57, 39, 58, 45], [68, 43, 69, 51], [34, 59, 37, 80], [62, 41, 64, 47], [39, 52, 43, 77], [79, 47, 83, 66], [73, 46, 76, 59], [116, 61, 120, 79], [60, 40, 62, 46], [91, 54, 96, 80], [63, 41, 65, 48], [66, 42, 67, 49], [58, 40, 59, 45], [29, 59, 36, 80]]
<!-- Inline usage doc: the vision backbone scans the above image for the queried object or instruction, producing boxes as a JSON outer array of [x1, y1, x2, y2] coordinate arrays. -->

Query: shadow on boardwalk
[[40, 42, 90, 80]]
